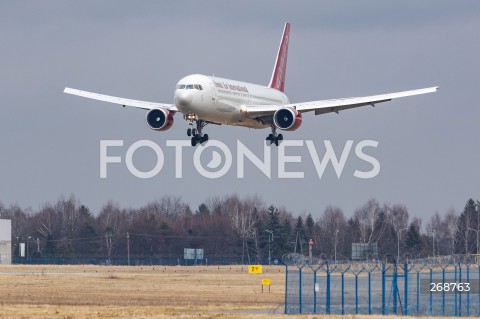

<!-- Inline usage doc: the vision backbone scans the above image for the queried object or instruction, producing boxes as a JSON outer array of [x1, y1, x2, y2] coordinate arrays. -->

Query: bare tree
[[319, 206, 347, 259], [98, 201, 126, 261], [159, 195, 188, 221], [227, 195, 260, 264], [454, 199, 478, 254], [3, 204, 29, 258], [36, 204, 56, 245], [388, 204, 409, 258], [54, 196, 80, 242], [427, 210, 457, 255], [146, 195, 188, 222], [0, 202, 5, 219], [353, 199, 387, 244], [205, 196, 224, 215], [444, 209, 458, 254]]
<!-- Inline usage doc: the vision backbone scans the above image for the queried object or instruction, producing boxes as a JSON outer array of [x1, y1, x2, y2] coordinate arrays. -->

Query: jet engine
[[273, 107, 302, 131], [146, 108, 174, 131]]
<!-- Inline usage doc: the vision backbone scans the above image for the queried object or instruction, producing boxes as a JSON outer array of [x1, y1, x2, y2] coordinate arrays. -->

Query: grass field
[[0, 264, 438, 319], [0, 264, 289, 318]]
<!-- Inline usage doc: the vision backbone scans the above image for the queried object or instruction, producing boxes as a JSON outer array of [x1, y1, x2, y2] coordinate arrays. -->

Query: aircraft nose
[[175, 90, 193, 108]]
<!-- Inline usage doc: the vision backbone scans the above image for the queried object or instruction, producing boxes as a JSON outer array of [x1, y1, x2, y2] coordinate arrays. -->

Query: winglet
[[268, 22, 290, 93]]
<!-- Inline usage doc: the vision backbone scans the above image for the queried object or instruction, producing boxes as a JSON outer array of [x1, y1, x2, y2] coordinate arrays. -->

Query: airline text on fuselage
[[213, 80, 249, 93]]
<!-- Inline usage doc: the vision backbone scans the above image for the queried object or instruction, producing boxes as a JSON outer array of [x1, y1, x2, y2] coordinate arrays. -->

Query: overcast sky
[[1, 1, 479, 223]]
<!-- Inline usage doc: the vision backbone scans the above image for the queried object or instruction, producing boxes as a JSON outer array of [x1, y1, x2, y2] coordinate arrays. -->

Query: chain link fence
[[283, 254, 480, 316]]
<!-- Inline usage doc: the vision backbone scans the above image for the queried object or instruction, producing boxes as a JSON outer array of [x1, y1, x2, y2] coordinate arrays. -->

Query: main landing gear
[[187, 120, 209, 147], [266, 125, 283, 146]]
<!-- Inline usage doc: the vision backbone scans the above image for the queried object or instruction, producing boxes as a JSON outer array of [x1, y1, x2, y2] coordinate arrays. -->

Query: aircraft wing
[[241, 86, 438, 116], [64, 87, 177, 111]]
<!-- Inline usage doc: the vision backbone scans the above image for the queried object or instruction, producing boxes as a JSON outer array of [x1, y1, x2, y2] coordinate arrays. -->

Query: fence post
[[429, 268, 433, 316], [466, 265, 470, 316], [341, 271, 345, 315], [382, 263, 386, 315], [454, 265, 457, 316], [416, 270, 420, 315], [284, 265, 288, 314], [326, 262, 331, 314], [458, 264, 462, 317], [368, 272, 372, 315], [355, 273, 359, 314], [313, 269, 317, 314], [393, 261, 397, 315], [299, 267, 302, 314], [404, 263, 408, 316], [442, 268, 445, 316]]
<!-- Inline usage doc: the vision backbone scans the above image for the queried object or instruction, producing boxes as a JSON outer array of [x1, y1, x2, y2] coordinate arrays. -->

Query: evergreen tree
[[196, 203, 210, 216], [405, 223, 423, 256], [293, 216, 305, 254], [267, 205, 282, 257], [279, 217, 292, 256], [75, 205, 99, 256], [305, 213, 315, 242]]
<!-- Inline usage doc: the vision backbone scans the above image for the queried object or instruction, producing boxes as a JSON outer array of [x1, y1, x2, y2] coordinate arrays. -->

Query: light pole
[[265, 230, 273, 266], [468, 228, 479, 256], [397, 228, 408, 263], [15, 237, 19, 260], [127, 232, 130, 266], [308, 239, 314, 262], [334, 229, 339, 263]]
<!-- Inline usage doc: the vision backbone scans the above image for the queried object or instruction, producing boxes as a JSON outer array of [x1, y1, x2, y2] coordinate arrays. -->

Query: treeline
[[0, 196, 479, 264]]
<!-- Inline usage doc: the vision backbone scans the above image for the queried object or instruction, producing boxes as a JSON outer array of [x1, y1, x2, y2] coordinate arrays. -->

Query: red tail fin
[[268, 22, 290, 93]]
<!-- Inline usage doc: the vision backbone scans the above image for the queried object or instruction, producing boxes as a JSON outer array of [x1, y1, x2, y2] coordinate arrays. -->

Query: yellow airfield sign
[[248, 265, 262, 274]]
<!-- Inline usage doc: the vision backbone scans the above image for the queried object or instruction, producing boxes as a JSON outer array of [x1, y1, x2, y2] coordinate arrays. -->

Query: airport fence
[[283, 254, 480, 317]]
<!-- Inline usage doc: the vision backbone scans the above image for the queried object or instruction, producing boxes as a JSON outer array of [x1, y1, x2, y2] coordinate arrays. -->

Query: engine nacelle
[[146, 108, 174, 131], [273, 107, 302, 131]]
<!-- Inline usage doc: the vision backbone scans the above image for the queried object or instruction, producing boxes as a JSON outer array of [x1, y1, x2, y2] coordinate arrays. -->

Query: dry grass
[[0, 264, 286, 318], [0, 264, 448, 319]]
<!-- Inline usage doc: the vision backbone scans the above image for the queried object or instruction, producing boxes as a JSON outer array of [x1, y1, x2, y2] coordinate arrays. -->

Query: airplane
[[64, 22, 438, 147]]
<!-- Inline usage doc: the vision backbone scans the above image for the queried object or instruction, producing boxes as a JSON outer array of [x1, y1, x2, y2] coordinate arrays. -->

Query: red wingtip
[[268, 22, 290, 93]]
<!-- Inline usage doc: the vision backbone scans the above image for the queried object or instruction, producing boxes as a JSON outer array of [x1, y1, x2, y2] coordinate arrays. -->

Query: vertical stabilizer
[[268, 22, 290, 92]]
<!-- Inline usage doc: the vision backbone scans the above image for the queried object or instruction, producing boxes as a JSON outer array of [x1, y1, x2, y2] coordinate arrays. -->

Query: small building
[[0, 219, 12, 264]]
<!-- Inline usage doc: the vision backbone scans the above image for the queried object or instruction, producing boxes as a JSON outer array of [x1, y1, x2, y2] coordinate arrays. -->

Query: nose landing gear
[[187, 120, 209, 146]]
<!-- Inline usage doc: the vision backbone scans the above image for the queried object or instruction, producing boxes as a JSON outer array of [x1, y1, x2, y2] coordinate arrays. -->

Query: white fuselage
[[174, 74, 289, 129]]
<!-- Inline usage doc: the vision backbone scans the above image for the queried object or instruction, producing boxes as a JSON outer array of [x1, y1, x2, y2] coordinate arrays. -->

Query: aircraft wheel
[[265, 136, 273, 146], [191, 136, 197, 147], [187, 128, 192, 136]]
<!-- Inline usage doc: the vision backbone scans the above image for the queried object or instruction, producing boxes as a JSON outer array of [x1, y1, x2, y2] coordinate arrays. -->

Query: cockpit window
[[177, 84, 202, 90]]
